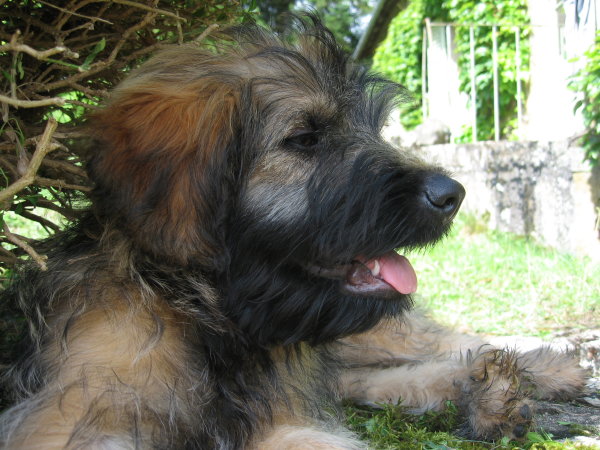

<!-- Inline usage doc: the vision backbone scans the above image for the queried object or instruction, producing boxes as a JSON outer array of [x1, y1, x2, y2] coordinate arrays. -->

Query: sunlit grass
[[408, 214, 599, 336], [346, 403, 598, 450]]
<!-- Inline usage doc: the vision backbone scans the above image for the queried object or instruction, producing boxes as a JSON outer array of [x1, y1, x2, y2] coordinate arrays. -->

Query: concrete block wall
[[414, 141, 600, 259]]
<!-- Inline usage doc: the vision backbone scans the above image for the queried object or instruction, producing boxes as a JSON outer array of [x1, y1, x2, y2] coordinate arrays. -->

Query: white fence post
[[492, 25, 500, 141], [515, 27, 523, 137], [469, 26, 477, 142], [422, 27, 428, 120]]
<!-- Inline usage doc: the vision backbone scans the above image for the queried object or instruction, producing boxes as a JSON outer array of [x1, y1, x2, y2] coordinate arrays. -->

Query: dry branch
[[0, 94, 66, 108], [106, 0, 186, 21], [0, 118, 58, 209], [37, 0, 113, 24], [17, 210, 61, 232], [2, 224, 47, 271], [0, 0, 247, 271], [35, 176, 91, 192]]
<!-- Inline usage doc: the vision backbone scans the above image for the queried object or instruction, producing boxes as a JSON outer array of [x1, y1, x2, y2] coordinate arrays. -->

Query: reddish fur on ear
[[90, 78, 239, 265]]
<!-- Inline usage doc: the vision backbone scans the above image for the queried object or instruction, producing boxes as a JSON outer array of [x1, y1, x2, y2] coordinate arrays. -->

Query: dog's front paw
[[458, 349, 534, 440]]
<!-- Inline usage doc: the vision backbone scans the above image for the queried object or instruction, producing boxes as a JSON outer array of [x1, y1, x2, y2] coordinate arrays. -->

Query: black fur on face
[[211, 16, 465, 346]]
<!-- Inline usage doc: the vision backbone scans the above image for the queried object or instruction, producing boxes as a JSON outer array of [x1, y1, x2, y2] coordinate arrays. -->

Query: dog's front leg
[[338, 311, 527, 439], [339, 349, 535, 440], [337, 311, 585, 440]]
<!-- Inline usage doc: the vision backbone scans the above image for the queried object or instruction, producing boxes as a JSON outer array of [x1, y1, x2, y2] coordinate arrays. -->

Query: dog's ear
[[90, 69, 239, 265]]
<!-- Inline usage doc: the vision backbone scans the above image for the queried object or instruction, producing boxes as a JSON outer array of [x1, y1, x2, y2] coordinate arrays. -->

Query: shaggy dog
[[0, 16, 585, 449]]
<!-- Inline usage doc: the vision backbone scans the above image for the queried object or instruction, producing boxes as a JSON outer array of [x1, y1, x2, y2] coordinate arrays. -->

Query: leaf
[[1, 70, 13, 83], [526, 431, 545, 442], [16, 55, 24, 79], [80, 37, 106, 71], [24, 195, 38, 206], [0, 168, 8, 187], [44, 58, 80, 70]]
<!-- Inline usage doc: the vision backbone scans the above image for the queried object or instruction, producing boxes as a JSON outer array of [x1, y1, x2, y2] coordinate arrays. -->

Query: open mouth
[[307, 251, 417, 298]]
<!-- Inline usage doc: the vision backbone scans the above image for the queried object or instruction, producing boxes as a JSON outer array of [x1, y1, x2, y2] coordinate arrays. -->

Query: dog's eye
[[284, 130, 319, 150]]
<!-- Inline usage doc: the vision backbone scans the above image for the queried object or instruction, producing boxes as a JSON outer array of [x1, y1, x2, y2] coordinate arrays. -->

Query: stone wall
[[415, 141, 600, 259]]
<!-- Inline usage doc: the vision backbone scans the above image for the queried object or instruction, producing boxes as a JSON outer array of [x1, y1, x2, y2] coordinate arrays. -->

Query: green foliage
[[445, 0, 530, 141], [345, 403, 469, 450], [372, 0, 448, 129], [255, 0, 374, 53], [304, 0, 373, 52], [372, 0, 530, 139], [570, 31, 600, 166], [254, 0, 295, 28]]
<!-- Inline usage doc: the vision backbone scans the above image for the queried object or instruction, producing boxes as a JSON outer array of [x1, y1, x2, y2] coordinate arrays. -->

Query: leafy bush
[[371, 0, 448, 130], [372, 0, 530, 140], [570, 31, 600, 166], [445, 0, 530, 141]]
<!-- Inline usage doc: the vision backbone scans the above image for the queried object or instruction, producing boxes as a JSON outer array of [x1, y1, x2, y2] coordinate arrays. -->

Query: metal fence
[[421, 20, 526, 142]]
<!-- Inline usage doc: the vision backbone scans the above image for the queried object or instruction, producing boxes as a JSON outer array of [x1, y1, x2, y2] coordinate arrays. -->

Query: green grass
[[346, 214, 599, 449], [346, 403, 599, 450], [408, 214, 600, 336]]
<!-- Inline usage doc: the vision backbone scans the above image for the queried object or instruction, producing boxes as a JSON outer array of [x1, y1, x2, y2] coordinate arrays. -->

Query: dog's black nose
[[422, 174, 465, 218]]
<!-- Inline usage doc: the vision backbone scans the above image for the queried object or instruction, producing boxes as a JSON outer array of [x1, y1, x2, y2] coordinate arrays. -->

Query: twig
[[35, 176, 91, 192], [176, 12, 184, 44], [0, 118, 58, 208], [39, 158, 87, 178], [0, 156, 19, 179], [0, 140, 63, 153], [42, 12, 158, 91], [0, 94, 66, 108], [16, 210, 61, 232], [106, 11, 157, 64], [51, 131, 87, 139], [65, 99, 101, 110], [103, 0, 186, 22], [195, 24, 219, 43], [13, 198, 80, 221], [10, 45, 18, 99], [0, 245, 19, 263], [37, 0, 113, 24], [2, 223, 47, 270], [0, 35, 79, 60], [66, 81, 108, 99], [117, 43, 164, 65]]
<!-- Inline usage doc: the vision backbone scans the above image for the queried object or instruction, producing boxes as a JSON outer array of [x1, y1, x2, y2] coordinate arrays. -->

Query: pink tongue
[[368, 252, 417, 294]]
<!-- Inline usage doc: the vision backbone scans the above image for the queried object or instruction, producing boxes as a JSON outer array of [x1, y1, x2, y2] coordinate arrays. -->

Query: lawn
[[409, 214, 599, 337], [346, 402, 599, 449], [346, 214, 600, 449]]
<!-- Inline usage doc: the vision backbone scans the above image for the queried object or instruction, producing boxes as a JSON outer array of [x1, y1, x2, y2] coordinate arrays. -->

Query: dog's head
[[90, 15, 464, 346]]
